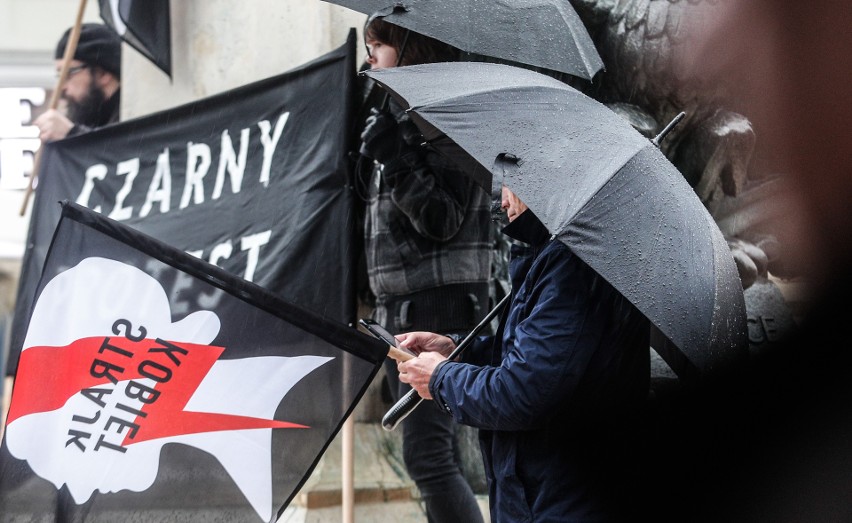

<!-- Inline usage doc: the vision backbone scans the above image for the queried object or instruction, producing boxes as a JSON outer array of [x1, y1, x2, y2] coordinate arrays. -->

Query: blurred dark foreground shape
[[641, 1, 852, 521]]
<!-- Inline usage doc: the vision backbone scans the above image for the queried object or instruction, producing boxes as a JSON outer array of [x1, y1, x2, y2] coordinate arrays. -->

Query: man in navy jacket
[[398, 187, 650, 522]]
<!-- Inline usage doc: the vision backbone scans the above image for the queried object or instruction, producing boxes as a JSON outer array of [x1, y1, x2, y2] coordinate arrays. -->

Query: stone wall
[[123, 1, 367, 118]]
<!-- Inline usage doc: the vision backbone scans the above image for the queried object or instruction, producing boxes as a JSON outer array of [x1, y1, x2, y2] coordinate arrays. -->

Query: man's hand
[[33, 109, 74, 143], [1, 377, 13, 440], [398, 352, 447, 400], [396, 331, 456, 357]]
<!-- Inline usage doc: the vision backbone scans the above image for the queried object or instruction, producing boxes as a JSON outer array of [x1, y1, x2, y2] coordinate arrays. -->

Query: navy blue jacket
[[430, 211, 650, 522]]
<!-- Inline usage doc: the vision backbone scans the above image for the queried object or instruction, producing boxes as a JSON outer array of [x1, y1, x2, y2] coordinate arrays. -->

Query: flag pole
[[340, 344, 412, 520], [342, 417, 355, 523], [386, 345, 414, 362], [341, 344, 356, 523], [19, 0, 89, 216]]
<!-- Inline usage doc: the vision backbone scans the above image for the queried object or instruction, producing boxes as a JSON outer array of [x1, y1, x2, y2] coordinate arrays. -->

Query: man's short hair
[[55, 23, 122, 79]]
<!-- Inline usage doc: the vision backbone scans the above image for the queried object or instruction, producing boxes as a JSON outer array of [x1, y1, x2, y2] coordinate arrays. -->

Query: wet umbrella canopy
[[323, 0, 603, 80], [366, 62, 748, 379]]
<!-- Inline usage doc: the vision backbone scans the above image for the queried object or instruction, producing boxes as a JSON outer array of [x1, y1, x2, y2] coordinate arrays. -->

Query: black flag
[[99, 0, 171, 76], [9, 35, 357, 375], [0, 202, 386, 522]]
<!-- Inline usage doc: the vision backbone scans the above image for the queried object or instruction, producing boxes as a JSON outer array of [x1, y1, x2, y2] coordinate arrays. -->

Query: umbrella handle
[[381, 388, 423, 431], [381, 293, 511, 431]]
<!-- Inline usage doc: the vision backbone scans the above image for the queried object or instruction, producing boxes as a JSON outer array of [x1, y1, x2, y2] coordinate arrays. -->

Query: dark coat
[[363, 101, 492, 333], [430, 210, 650, 522]]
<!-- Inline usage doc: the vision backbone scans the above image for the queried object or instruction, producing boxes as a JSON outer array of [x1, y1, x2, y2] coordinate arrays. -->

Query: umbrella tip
[[652, 111, 686, 148]]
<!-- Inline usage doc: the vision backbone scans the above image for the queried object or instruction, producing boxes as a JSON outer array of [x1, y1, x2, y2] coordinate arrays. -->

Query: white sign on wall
[[0, 88, 46, 190]]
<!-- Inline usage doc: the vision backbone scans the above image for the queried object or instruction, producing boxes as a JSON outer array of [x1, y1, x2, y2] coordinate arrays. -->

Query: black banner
[[9, 34, 358, 375], [0, 202, 385, 522], [99, 0, 172, 77]]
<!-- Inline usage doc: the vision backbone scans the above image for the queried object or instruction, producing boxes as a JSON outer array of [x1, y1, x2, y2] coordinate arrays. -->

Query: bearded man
[[34, 23, 121, 142]]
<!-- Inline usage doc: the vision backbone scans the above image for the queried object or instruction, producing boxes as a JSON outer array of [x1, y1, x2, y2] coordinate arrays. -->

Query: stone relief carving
[[570, 0, 789, 290]]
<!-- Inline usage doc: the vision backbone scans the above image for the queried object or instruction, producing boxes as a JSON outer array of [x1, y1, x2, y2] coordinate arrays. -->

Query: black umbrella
[[323, 0, 604, 80], [366, 62, 748, 380]]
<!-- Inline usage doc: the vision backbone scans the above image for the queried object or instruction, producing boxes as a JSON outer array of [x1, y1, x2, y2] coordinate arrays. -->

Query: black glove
[[359, 108, 403, 164]]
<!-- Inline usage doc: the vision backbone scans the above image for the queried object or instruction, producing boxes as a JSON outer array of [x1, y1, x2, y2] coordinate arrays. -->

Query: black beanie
[[55, 23, 122, 79]]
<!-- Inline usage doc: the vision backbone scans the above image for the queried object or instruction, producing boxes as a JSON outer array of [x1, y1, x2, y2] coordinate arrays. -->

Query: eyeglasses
[[55, 64, 88, 79]]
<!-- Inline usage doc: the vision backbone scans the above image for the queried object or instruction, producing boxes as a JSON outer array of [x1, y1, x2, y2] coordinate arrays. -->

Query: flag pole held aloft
[[19, 0, 89, 217]]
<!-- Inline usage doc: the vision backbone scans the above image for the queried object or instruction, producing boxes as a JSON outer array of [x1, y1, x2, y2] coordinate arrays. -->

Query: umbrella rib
[[408, 97, 589, 114]]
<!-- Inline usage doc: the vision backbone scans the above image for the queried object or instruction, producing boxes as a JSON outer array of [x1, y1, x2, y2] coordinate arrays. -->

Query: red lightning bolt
[[8, 336, 307, 445]]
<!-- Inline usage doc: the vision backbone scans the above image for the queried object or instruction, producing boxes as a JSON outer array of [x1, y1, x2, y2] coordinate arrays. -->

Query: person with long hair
[[359, 16, 490, 523]]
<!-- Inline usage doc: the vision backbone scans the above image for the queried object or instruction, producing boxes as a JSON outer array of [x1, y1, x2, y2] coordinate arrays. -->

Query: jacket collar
[[501, 209, 551, 246], [102, 88, 121, 126]]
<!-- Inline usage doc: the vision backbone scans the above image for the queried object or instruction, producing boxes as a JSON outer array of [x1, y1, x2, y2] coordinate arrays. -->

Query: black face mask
[[65, 79, 109, 128], [491, 153, 517, 226], [491, 193, 508, 226]]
